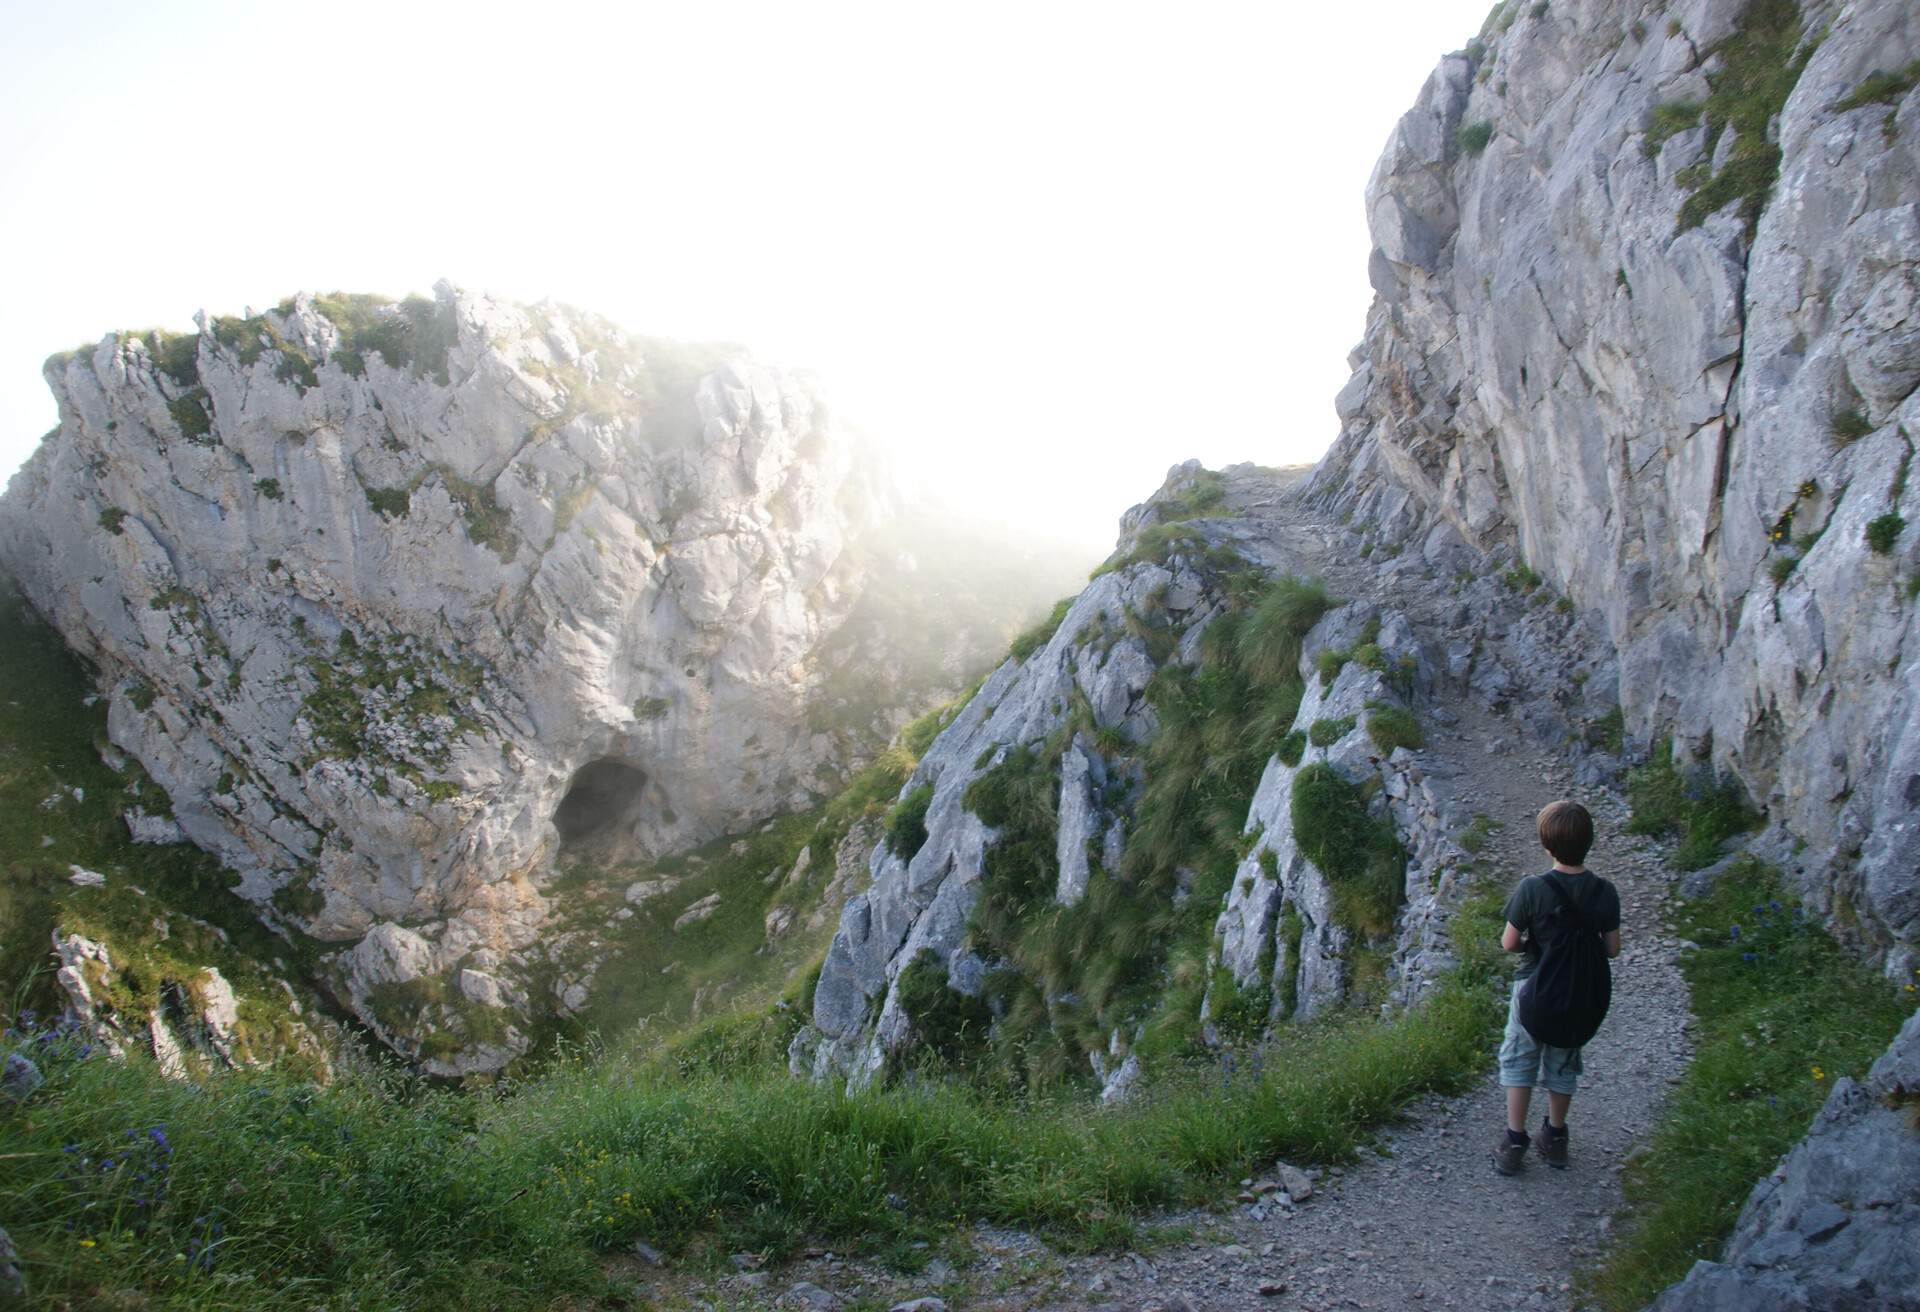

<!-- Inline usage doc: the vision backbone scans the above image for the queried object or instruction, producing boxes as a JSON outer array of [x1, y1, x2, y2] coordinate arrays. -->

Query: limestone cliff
[[0, 285, 1063, 1071], [1310, 0, 1920, 977]]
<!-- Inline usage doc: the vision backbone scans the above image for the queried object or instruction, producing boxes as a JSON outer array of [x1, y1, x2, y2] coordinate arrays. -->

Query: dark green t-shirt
[[1502, 870, 1621, 981]]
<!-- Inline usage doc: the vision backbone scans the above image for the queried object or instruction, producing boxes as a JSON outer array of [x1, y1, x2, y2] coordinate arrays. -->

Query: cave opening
[[553, 759, 649, 849]]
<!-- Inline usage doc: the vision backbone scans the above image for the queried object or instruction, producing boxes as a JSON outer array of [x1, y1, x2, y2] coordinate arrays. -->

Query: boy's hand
[[1604, 930, 1621, 958]]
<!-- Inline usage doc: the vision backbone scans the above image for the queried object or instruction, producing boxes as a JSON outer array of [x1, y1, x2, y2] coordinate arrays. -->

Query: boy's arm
[[1502, 921, 1525, 952], [1604, 929, 1621, 958]]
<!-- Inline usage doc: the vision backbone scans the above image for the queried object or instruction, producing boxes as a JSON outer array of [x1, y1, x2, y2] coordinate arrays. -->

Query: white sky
[[0, 0, 1488, 554]]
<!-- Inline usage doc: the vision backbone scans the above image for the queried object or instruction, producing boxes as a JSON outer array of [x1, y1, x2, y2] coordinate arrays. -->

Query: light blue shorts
[[1497, 979, 1583, 1095]]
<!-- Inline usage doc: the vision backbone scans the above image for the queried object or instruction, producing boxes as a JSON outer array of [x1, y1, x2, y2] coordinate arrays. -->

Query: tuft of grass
[[364, 485, 412, 519], [1307, 715, 1356, 748], [167, 390, 213, 443], [312, 292, 458, 385], [1502, 558, 1543, 591], [1829, 408, 1874, 443], [1642, 100, 1704, 157], [1584, 861, 1908, 1309], [1864, 513, 1905, 555], [1592, 707, 1625, 755], [252, 477, 283, 501], [1289, 763, 1406, 939], [1275, 731, 1306, 768], [1454, 120, 1494, 156], [1767, 553, 1798, 584], [631, 696, 670, 720], [97, 507, 126, 535], [1363, 701, 1423, 754], [884, 784, 935, 861], [895, 949, 993, 1065], [1624, 740, 1763, 870], [1008, 596, 1075, 662], [1832, 59, 1920, 113]]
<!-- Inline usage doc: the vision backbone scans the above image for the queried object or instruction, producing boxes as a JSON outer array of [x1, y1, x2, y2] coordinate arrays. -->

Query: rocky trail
[[637, 494, 1700, 1311]]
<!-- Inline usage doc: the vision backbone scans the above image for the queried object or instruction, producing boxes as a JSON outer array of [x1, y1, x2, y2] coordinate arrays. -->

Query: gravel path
[[1036, 719, 1693, 1312]]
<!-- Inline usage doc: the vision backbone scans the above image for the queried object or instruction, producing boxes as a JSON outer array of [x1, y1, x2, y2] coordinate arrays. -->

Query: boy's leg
[[1546, 1090, 1571, 1129], [1507, 1084, 1534, 1135]]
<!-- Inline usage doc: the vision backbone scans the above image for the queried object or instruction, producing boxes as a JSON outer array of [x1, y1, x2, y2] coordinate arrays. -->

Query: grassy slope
[[1585, 863, 1910, 1308], [1, 880, 1507, 1308], [0, 581, 326, 1069]]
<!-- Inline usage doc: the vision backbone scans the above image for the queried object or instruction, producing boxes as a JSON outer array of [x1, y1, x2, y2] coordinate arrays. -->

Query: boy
[[1493, 799, 1621, 1174]]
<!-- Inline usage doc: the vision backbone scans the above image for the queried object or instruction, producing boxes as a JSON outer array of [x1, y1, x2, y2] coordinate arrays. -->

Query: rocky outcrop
[[790, 515, 1193, 1086], [0, 286, 1061, 1071], [1308, 0, 1920, 978], [1652, 1006, 1920, 1310]]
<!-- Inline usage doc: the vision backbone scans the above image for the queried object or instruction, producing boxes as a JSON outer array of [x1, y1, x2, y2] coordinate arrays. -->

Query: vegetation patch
[[1641, 100, 1703, 156], [97, 507, 126, 535], [1454, 120, 1494, 156], [1585, 861, 1908, 1309], [252, 478, 284, 501], [1307, 715, 1356, 747], [884, 784, 935, 861], [312, 292, 458, 385], [1289, 763, 1406, 939], [142, 330, 200, 387], [631, 696, 670, 720], [1625, 740, 1764, 870], [1833, 59, 1920, 112], [1276, 730, 1306, 768], [1008, 596, 1075, 661], [1829, 407, 1874, 443], [1673, 0, 1816, 236], [167, 390, 213, 443], [1864, 512, 1905, 555], [1363, 701, 1422, 754], [364, 485, 411, 519], [895, 949, 993, 1066]]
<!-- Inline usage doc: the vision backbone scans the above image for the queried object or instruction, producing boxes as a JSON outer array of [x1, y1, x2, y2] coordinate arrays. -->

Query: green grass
[[1584, 861, 1909, 1309], [1865, 513, 1905, 555], [312, 292, 458, 386], [1307, 715, 1356, 747], [1641, 100, 1703, 157], [884, 784, 934, 860], [1593, 707, 1625, 754], [1768, 552, 1798, 584], [167, 390, 212, 443], [1502, 558, 1543, 591], [1290, 763, 1406, 939], [1008, 596, 1075, 661], [1363, 701, 1422, 754], [1833, 59, 1920, 112], [3, 893, 1511, 1307], [1454, 120, 1494, 156], [1624, 741, 1763, 870], [0, 580, 328, 1069], [1673, 0, 1815, 236], [1829, 408, 1874, 443]]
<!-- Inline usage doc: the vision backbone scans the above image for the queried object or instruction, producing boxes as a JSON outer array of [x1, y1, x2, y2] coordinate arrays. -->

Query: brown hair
[[1536, 800, 1593, 865]]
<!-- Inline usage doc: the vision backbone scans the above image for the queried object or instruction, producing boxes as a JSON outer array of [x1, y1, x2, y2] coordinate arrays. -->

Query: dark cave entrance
[[553, 759, 649, 849]]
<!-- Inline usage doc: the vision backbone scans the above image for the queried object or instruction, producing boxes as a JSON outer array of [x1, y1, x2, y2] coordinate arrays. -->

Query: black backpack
[[1517, 873, 1612, 1049]]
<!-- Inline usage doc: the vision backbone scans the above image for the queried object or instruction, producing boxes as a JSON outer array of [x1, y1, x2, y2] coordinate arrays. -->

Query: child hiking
[[1493, 799, 1622, 1175]]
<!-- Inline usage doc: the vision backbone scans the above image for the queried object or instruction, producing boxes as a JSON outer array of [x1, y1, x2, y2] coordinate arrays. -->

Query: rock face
[[0, 285, 1053, 1071], [1308, 0, 1920, 978], [1652, 1007, 1920, 1311]]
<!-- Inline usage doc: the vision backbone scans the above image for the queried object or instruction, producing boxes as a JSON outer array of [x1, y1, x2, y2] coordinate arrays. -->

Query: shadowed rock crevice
[[553, 759, 649, 850]]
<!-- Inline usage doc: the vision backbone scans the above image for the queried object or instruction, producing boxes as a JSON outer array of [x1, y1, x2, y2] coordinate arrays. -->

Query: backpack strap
[[1541, 872, 1591, 933]]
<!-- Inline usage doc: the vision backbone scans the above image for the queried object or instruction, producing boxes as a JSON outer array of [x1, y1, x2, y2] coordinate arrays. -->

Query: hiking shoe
[[1492, 1134, 1527, 1176], [1534, 1120, 1569, 1169]]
